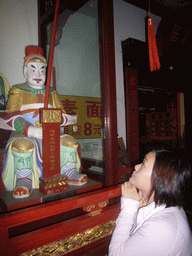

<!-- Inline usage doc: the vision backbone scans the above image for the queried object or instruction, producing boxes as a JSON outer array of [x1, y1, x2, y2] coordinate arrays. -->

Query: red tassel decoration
[[147, 17, 161, 71]]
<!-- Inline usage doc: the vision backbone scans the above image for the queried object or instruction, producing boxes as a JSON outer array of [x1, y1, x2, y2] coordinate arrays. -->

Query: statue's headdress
[[24, 46, 47, 64]]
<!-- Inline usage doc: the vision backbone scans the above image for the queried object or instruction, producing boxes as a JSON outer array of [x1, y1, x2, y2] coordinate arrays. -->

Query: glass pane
[[46, 0, 103, 176]]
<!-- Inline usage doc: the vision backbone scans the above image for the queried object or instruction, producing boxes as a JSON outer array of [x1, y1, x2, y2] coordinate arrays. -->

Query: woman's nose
[[134, 163, 141, 171]]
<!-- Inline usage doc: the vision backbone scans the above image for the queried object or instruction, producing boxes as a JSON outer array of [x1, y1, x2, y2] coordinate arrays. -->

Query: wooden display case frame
[[0, 0, 132, 255]]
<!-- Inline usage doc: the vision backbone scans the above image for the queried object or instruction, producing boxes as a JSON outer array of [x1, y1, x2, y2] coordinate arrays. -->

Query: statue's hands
[[121, 181, 142, 202], [28, 126, 43, 139]]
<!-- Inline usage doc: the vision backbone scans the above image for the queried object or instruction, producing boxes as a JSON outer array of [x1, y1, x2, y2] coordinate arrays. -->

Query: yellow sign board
[[60, 95, 102, 139]]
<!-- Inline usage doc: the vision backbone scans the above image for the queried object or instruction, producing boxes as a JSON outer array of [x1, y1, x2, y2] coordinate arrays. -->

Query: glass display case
[[38, 0, 120, 188], [0, 1, 125, 255], [46, 0, 104, 175]]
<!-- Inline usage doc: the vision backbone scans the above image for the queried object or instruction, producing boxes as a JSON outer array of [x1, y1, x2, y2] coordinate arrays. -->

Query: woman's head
[[130, 149, 191, 208], [150, 149, 191, 208]]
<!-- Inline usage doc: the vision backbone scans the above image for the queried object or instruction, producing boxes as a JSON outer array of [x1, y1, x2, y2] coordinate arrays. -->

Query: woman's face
[[129, 151, 156, 196]]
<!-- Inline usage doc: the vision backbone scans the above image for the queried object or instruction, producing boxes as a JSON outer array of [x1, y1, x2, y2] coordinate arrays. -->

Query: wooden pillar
[[99, 0, 118, 186]]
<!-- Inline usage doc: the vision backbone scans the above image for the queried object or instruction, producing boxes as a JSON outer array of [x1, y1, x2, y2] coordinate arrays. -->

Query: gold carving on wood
[[44, 181, 67, 189], [83, 200, 109, 216], [20, 220, 116, 256], [86, 204, 95, 212], [43, 109, 61, 123], [89, 209, 102, 216], [98, 201, 107, 208]]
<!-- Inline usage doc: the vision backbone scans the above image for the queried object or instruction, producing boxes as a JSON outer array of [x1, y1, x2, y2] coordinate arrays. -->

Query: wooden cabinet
[[0, 0, 129, 255], [0, 184, 121, 256]]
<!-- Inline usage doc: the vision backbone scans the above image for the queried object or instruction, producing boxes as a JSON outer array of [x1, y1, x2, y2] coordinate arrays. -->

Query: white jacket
[[109, 197, 192, 255]]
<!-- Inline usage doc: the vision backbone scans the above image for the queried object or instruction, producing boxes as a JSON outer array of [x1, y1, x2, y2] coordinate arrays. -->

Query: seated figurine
[[0, 46, 87, 198]]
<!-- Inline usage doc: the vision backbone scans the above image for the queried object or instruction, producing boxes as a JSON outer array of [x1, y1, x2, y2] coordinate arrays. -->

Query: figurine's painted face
[[24, 62, 46, 89]]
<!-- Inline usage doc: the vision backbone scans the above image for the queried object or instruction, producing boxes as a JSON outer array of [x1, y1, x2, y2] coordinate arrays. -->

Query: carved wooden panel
[[124, 67, 139, 166]]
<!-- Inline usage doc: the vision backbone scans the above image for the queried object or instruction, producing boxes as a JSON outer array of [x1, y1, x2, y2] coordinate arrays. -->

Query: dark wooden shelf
[[0, 179, 102, 213]]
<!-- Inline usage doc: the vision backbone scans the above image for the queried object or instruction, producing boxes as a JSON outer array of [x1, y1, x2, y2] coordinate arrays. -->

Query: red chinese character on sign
[[84, 122, 92, 136], [129, 77, 137, 88], [61, 99, 77, 114], [93, 124, 101, 135], [63, 127, 70, 134], [85, 101, 101, 119], [72, 126, 82, 136], [170, 24, 181, 43]]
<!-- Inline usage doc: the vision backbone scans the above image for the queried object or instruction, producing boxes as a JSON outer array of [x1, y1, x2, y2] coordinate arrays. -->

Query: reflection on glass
[[46, 0, 103, 174]]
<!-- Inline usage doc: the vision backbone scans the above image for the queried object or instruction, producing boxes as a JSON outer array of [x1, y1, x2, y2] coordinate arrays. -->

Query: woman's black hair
[[149, 149, 191, 208]]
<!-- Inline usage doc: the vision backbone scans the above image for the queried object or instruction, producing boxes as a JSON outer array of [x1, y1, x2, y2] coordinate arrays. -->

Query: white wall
[[0, 0, 161, 146], [113, 0, 161, 144], [0, 0, 38, 87], [51, 11, 101, 98]]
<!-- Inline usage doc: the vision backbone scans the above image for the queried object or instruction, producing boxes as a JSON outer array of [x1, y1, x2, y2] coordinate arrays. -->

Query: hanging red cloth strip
[[147, 2, 161, 72]]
